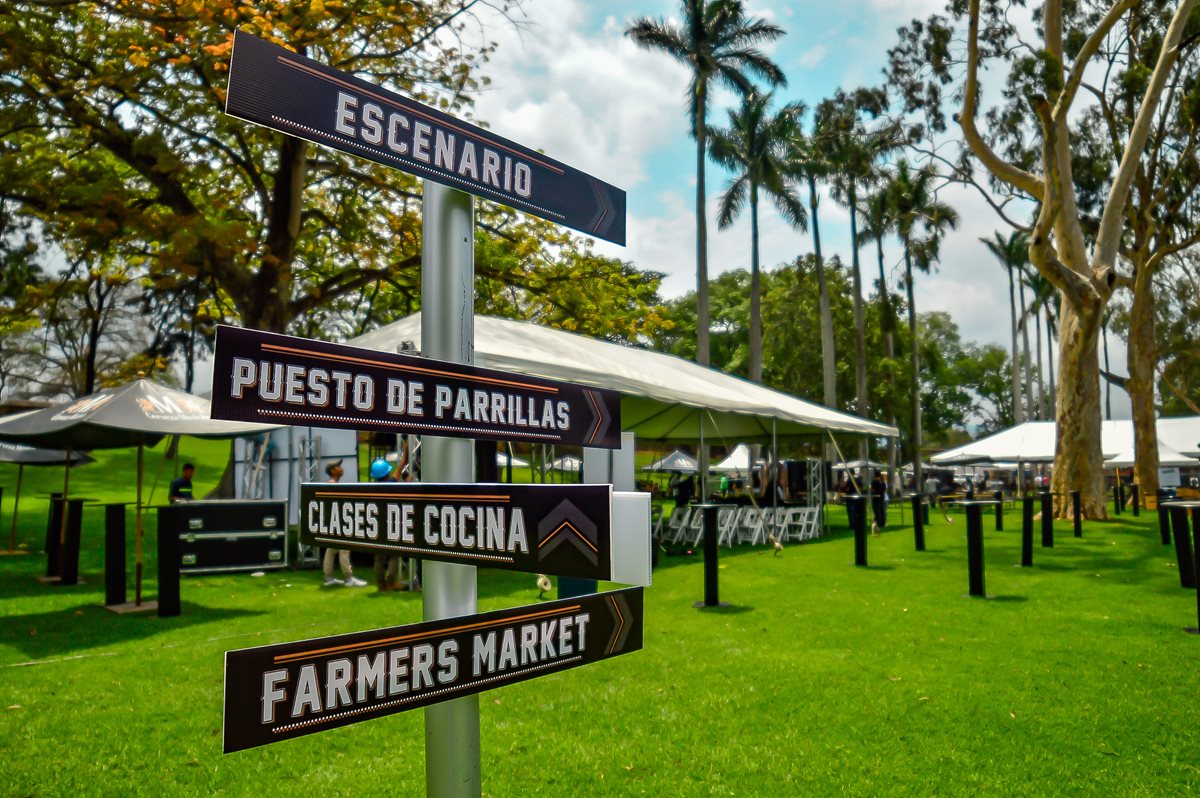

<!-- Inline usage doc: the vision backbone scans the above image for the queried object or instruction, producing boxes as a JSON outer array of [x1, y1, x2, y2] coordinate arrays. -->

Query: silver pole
[[420, 180, 481, 797]]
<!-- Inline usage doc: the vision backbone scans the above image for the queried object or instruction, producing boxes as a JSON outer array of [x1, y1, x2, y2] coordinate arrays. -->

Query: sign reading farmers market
[[225, 30, 627, 245], [222, 587, 643, 752], [209, 326, 621, 448], [300, 482, 617, 581]]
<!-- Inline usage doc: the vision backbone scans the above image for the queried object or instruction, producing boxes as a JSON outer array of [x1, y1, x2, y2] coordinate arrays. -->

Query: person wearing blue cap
[[370, 458, 404, 591]]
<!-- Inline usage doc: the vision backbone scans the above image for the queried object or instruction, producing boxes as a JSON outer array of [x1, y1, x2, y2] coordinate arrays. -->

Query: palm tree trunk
[[807, 175, 836, 409], [903, 247, 922, 490], [1018, 283, 1033, 419], [1034, 307, 1045, 419], [1102, 318, 1112, 420], [749, 185, 763, 383], [694, 90, 710, 367], [1045, 313, 1057, 416], [878, 238, 898, 492], [849, 187, 868, 460], [1007, 266, 1023, 424]]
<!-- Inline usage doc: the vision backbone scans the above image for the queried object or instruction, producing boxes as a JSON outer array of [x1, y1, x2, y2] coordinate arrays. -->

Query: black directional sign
[[225, 30, 626, 245], [222, 587, 643, 752], [300, 482, 613, 580], [209, 326, 621, 449]]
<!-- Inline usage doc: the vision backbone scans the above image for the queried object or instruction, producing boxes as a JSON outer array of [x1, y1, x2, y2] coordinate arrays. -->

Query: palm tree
[[1021, 268, 1059, 419], [860, 186, 900, 487], [708, 92, 807, 382], [888, 161, 959, 488], [786, 116, 837, 408], [626, 1, 786, 367], [819, 89, 901, 461], [981, 230, 1029, 425]]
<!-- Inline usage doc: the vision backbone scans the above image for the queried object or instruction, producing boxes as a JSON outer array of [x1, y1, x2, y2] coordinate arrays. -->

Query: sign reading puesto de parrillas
[[209, 326, 621, 448], [224, 30, 626, 245], [222, 587, 643, 752]]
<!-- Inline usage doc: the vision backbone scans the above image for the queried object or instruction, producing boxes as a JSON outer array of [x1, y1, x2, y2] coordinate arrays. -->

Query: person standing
[[870, 472, 888, 530], [321, 459, 366, 587], [169, 463, 195, 503], [369, 458, 404, 591]]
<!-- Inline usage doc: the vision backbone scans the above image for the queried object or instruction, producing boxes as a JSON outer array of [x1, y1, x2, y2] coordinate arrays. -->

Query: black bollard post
[[993, 490, 1004, 531], [1040, 491, 1054, 548], [695, 504, 722, 608], [1169, 505, 1196, 590], [1072, 490, 1082, 538], [1112, 484, 1122, 516], [847, 495, 868, 567], [104, 503, 127, 607], [1158, 491, 1173, 545], [1021, 495, 1034, 567], [56, 500, 84, 586], [44, 496, 63, 578], [157, 507, 181, 617], [910, 493, 926, 551], [965, 503, 987, 597], [1189, 507, 1200, 634], [1131, 484, 1140, 517]]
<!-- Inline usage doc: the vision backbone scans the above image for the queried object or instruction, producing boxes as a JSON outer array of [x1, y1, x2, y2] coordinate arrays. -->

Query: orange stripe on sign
[[273, 605, 581, 664], [258, 342, 558, 394], [312, 491, 510, 503]]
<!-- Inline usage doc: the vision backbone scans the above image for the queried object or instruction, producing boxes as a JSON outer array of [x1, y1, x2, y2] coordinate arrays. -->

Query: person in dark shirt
[[169, 463, 195, 503]]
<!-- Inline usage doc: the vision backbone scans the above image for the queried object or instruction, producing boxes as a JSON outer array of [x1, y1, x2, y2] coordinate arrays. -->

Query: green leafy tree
[[625, 0, 786, 367], [708, 92, 806, 382], [981, 230, 1029, 425]]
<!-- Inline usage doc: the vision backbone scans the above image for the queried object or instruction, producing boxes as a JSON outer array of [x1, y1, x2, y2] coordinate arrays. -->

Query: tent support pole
[[135, 442, 143, 605], [699, 415, 706, 502], [772, 418, 779, 538], [8, 463, 23, 552], [59, 446, 71, 548]]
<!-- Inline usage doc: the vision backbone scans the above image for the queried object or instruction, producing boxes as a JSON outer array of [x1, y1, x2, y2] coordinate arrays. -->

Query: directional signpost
[[210, 325, 620, 448], [299, 482, 651, 585], [218, 30, 634, 797], [223, 587, 643, 753]]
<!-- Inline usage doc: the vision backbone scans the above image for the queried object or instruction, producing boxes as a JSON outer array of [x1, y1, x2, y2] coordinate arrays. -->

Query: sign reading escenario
[[210, 326, 620, 448], [301, 482, 612, 580], [225, 30, 626, 245], [223, 587, 643, 752]]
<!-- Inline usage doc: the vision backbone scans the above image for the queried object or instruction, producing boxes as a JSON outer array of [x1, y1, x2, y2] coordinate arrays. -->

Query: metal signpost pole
[[421, 180, 481, 798]]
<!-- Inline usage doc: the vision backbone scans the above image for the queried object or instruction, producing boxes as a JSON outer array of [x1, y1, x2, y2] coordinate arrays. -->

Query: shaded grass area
[[1, 458, 1199, 796]]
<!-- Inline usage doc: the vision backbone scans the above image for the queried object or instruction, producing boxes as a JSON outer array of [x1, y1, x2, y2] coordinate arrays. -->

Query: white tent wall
[[233, 426, 357, 526]]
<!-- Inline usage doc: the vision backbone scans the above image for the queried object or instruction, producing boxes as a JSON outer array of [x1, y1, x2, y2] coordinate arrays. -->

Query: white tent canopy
[[933, 418, 1200, 465], [549, 454, 583, 472], [348, 314, 897, 442], [1105, 441, 1198, 468], [711, 444, 752, 473], [641, 450, 699, 473]]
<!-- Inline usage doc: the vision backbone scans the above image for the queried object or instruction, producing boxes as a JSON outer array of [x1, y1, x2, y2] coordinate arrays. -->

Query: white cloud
[[469, 0, 688, 189], [796, 44, 828, 69]]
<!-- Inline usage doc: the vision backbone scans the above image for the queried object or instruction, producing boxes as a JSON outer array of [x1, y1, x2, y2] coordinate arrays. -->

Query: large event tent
[[933, 418, 1200, 466], [349, 314, 897, 442]]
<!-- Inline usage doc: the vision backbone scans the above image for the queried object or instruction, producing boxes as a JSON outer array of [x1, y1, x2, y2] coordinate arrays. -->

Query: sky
[[461, 0, 1134, 419]]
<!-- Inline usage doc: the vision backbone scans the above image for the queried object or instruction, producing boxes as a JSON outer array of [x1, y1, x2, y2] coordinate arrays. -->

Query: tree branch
[[1053, 0, 1138, 123], [1094, 0, 1199, 270]]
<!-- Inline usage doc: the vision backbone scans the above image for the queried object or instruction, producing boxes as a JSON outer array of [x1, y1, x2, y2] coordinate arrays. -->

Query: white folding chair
[[666, 505, 692, 545], [716, 506, 740, 546]]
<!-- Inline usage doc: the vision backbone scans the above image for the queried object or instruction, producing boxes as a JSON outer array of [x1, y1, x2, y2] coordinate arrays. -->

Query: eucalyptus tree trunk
[[1102, 319, 1112, 420], [749, 185, 763, 383], [903, 248, 922, 489], [807, 176, 837, 409], [1126, 267, 1160, 500], [1049, 299, 1107, 517], [694, 89, 711, 366]]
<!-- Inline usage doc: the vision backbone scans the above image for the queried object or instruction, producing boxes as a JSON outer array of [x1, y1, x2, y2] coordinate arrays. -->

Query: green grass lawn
[[2, 452, 1198, 796]]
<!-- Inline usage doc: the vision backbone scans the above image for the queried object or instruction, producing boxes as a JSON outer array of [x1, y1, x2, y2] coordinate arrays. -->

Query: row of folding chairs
[[656, 504, 825, 547]]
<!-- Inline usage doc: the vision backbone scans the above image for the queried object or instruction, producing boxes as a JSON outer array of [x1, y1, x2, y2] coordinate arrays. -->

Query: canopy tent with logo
[[0, 379, 276, 603], [641, 450, 699, 473]]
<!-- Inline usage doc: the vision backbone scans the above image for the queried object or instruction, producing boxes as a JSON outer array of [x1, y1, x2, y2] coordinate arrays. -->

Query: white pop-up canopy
[[933, 417, 1200, 466], [349, 314, 897, 442], [711, 444, 752, 473]]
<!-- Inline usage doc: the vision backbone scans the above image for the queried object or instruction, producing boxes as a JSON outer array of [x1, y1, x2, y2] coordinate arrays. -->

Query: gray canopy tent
[[0, 435, 93, 553], [0, 379, 275, 602]]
